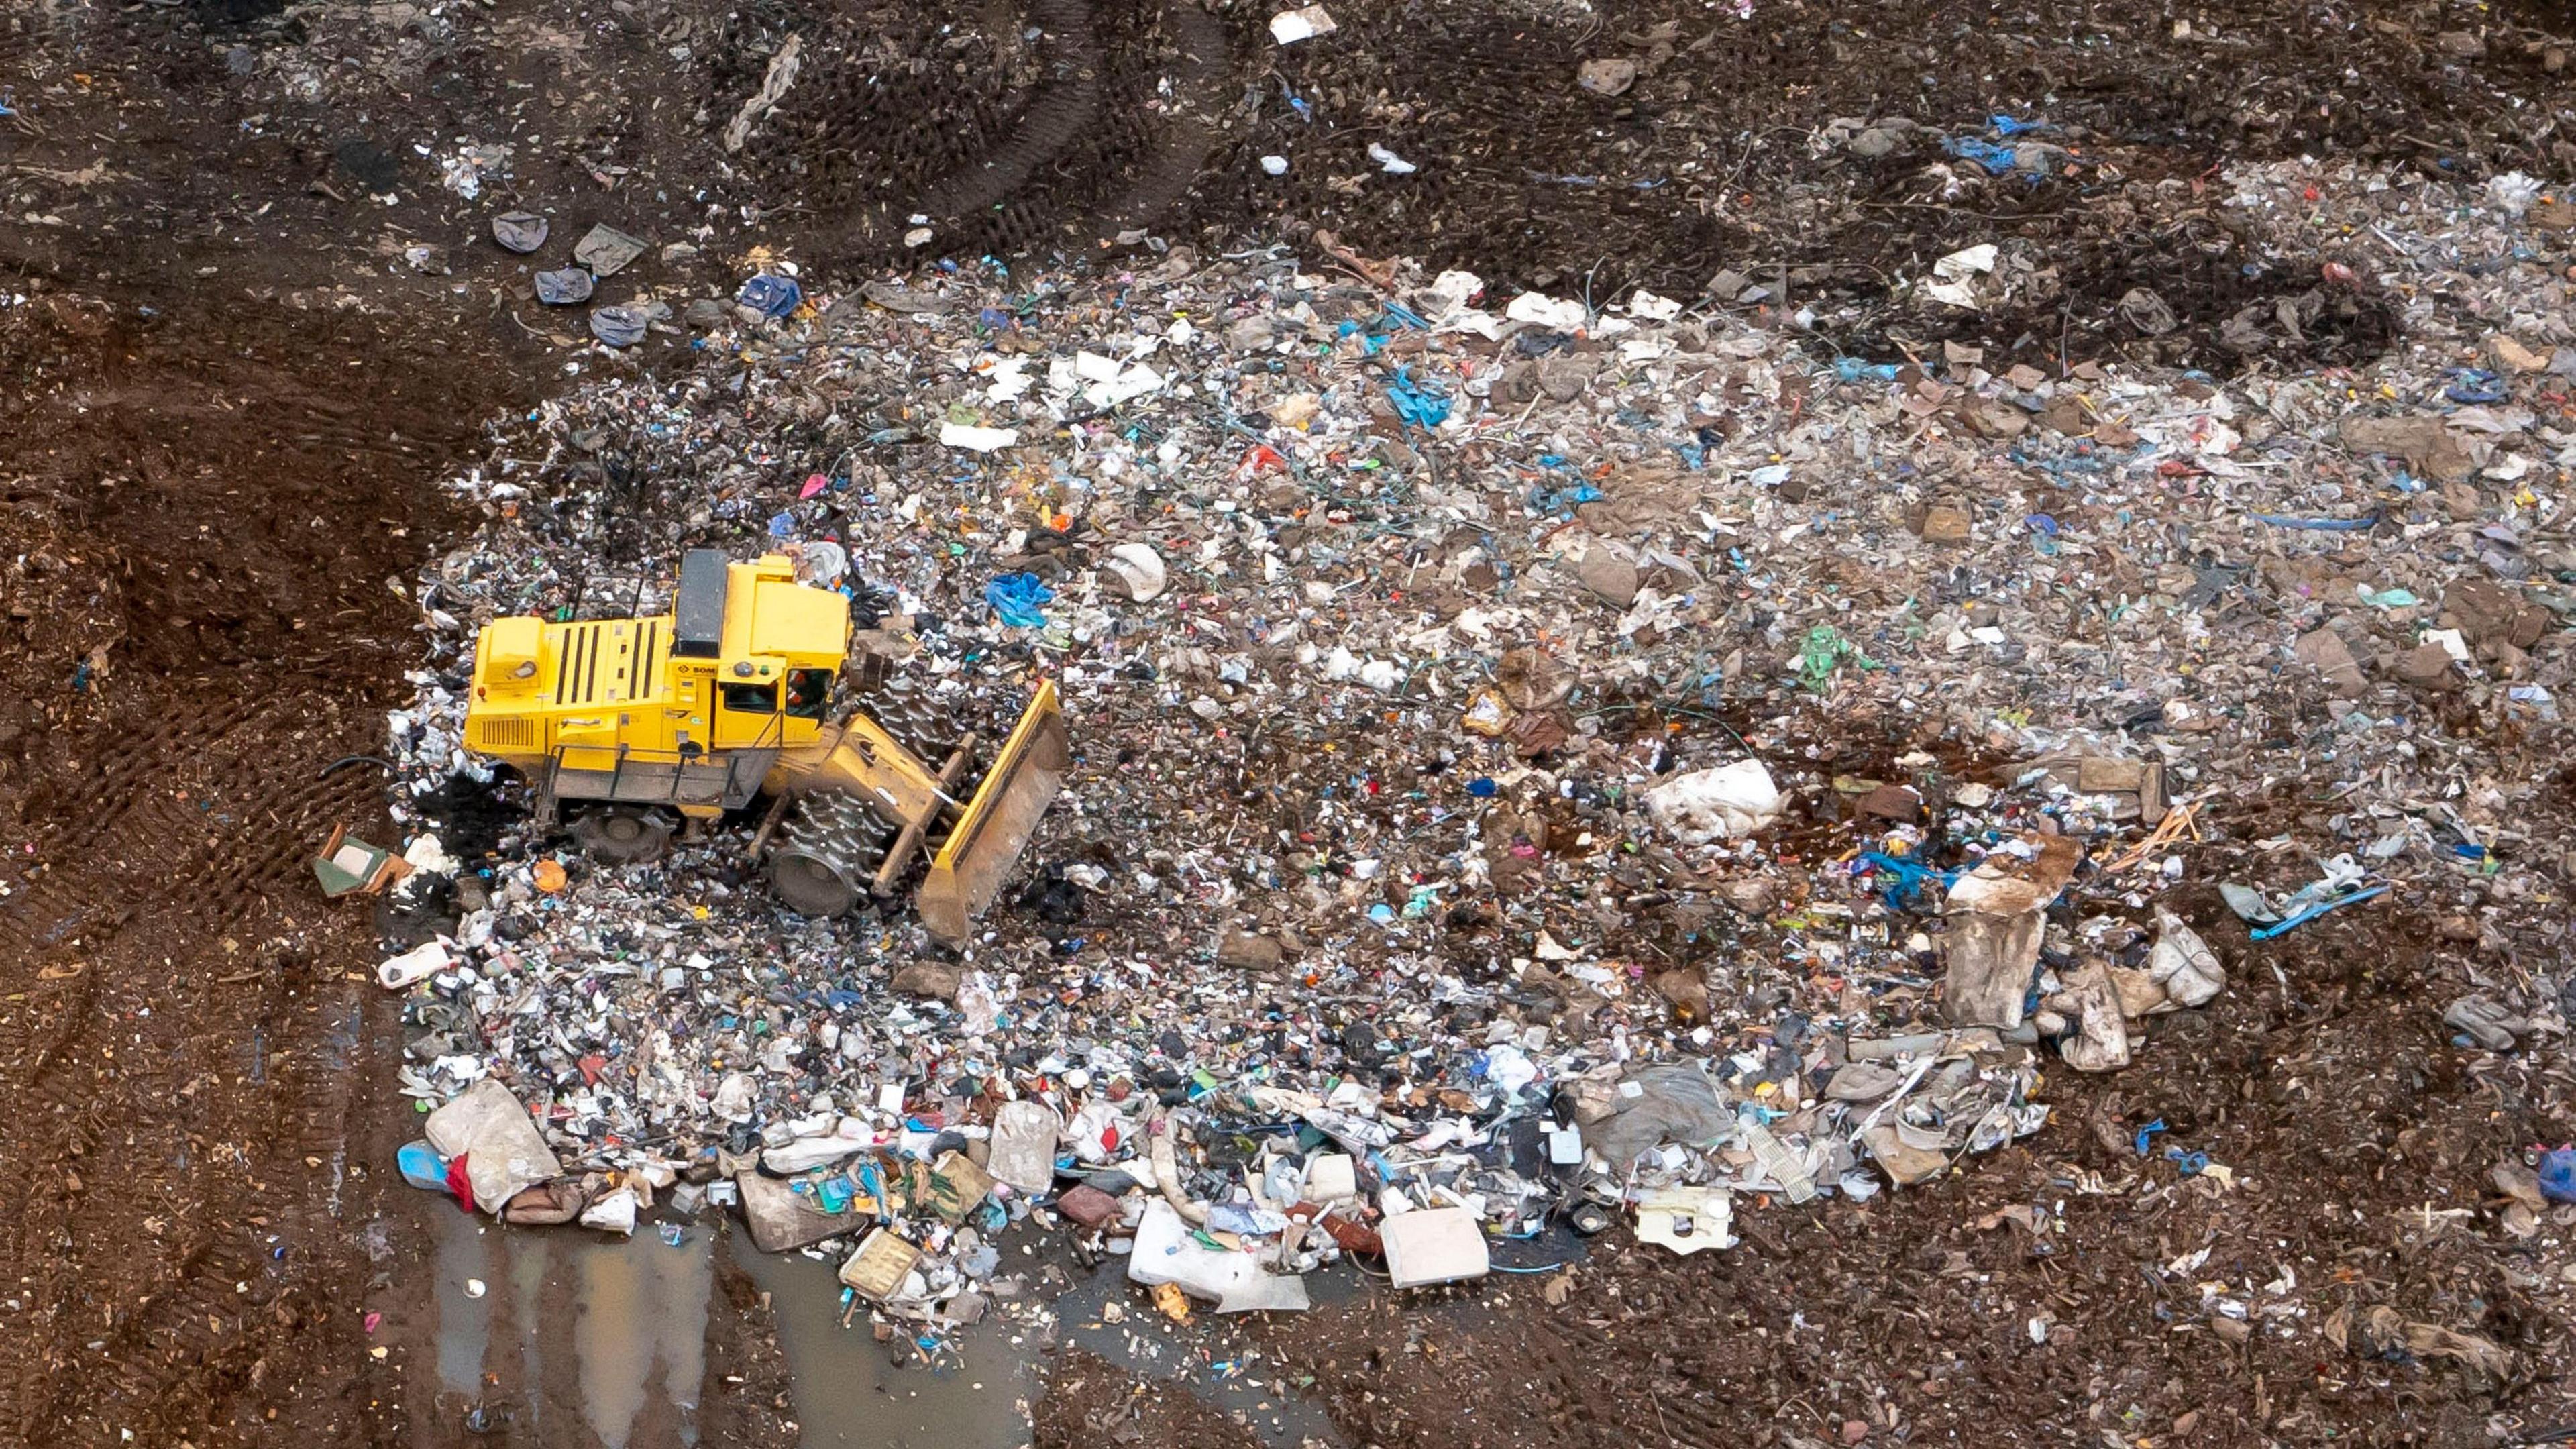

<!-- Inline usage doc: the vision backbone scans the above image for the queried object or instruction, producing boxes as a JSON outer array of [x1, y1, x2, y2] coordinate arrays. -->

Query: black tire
[[568, 805, 674, 864]]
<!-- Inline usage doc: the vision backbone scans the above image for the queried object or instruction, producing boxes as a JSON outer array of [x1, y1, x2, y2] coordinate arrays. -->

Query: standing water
[[429, 1209, 709, 1446], [432, 1208, 1340, 1447], [729, 1238, 1040, 1448]]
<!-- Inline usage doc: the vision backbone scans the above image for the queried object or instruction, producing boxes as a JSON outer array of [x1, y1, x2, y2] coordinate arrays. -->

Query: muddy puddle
[[429, 1206, 1342, 1447], [733, 1234, 1343, 1448], [729, 1240, 1038, 1448], [1042, 1261, 1350, 1449], [427, 1210, 710, 1444]]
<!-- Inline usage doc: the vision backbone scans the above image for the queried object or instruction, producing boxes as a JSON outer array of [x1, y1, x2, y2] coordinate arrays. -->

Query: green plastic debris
[[1797, 625, 1874, 690]]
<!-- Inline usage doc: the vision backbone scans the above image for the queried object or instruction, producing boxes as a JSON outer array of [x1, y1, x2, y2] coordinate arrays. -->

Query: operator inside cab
[[784, 667, 831, 720]]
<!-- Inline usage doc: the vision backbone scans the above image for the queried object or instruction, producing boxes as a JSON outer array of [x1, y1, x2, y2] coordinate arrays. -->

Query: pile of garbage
[[372, 155, 2576, 1339]]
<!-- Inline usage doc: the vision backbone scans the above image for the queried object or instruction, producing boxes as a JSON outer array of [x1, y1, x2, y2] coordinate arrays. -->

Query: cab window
[[720, 682, 777, 714]]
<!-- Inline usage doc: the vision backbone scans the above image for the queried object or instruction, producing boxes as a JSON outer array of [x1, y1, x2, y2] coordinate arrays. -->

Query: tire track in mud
[[734, 0, 1234, 265], [0, 699, 384, 1440], [5, 777, 376, 1432], [912, 0, 1106, 229], [0, 299, 488, 1443], [38, 957, 369, 1439], [1077, 1, 1228, 243]]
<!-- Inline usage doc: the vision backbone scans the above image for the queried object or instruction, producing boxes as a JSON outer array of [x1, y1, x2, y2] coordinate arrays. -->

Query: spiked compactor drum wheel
[[767, 791, 896, 917]]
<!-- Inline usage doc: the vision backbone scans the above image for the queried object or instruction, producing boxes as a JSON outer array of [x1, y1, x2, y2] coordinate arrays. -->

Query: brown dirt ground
[[1, 0, 2571, 1445], [1032, 1347, 1269, 1449], [0, 286, 480, 1444]]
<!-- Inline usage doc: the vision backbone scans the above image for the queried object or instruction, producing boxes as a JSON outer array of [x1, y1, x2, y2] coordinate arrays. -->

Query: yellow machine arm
[[918, 681, 1071, 941], [762, 682, 1069, 942]]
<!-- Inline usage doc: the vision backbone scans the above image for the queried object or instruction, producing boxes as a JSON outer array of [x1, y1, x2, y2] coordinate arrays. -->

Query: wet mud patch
[[1032, 1348, 1267, 1449]]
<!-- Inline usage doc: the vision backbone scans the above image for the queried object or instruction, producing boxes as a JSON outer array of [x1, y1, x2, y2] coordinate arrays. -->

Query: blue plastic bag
[[737, 274, 804, 319], [1944, 136, 2022, 174], [2539, 1148, 2576, 1203], [1855, 850, 1956, 910], [397, 1140, 453, 1195], [985, 572, 1055, 629], [1386, 368, 1451, 428], [2445, 368, 2507, 405]]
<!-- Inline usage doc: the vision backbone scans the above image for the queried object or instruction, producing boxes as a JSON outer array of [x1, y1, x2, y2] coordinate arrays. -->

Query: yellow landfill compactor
[[460, 549, 1069, 942]]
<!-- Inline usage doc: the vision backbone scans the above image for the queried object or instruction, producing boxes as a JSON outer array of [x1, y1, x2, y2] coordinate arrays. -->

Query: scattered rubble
[[375, 154, 2575, 1370]]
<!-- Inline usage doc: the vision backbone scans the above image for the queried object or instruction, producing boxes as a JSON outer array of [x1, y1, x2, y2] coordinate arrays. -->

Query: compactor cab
[[464, 549, 1068, 941]]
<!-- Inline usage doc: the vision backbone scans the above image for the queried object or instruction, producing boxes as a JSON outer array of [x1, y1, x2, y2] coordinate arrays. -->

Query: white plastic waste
[[1370, 1201, 1494, 1279], [937, 421, 1019, 452], [423, 1078, 564, 1213], [1304, 1152, 1357, 1201], [376, 938, 452, 991], [761, 1136, 865, 1175], [1642, 759, 1783, 843], [1503, 292, 1589, 330], [1635, 1186, 1735, 1255], [580, 1187, 640, 1236], [1128, 1198, 1309, 1311], [2147, 909, 2225, 1008], [1925, 242, 1998, 308], [1103, 543, 1169, 603], [1380, 1205, 1490, 1287], [1268, 4, 1336, 44]]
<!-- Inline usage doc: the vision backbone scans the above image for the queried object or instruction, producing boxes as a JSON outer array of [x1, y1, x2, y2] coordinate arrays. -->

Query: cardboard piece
[[1380, 1206, 1490, 1288], [839, 1228, 922, 1300], [920, 1150, 996, 1222], [1943, 833, 2082, 1028]]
